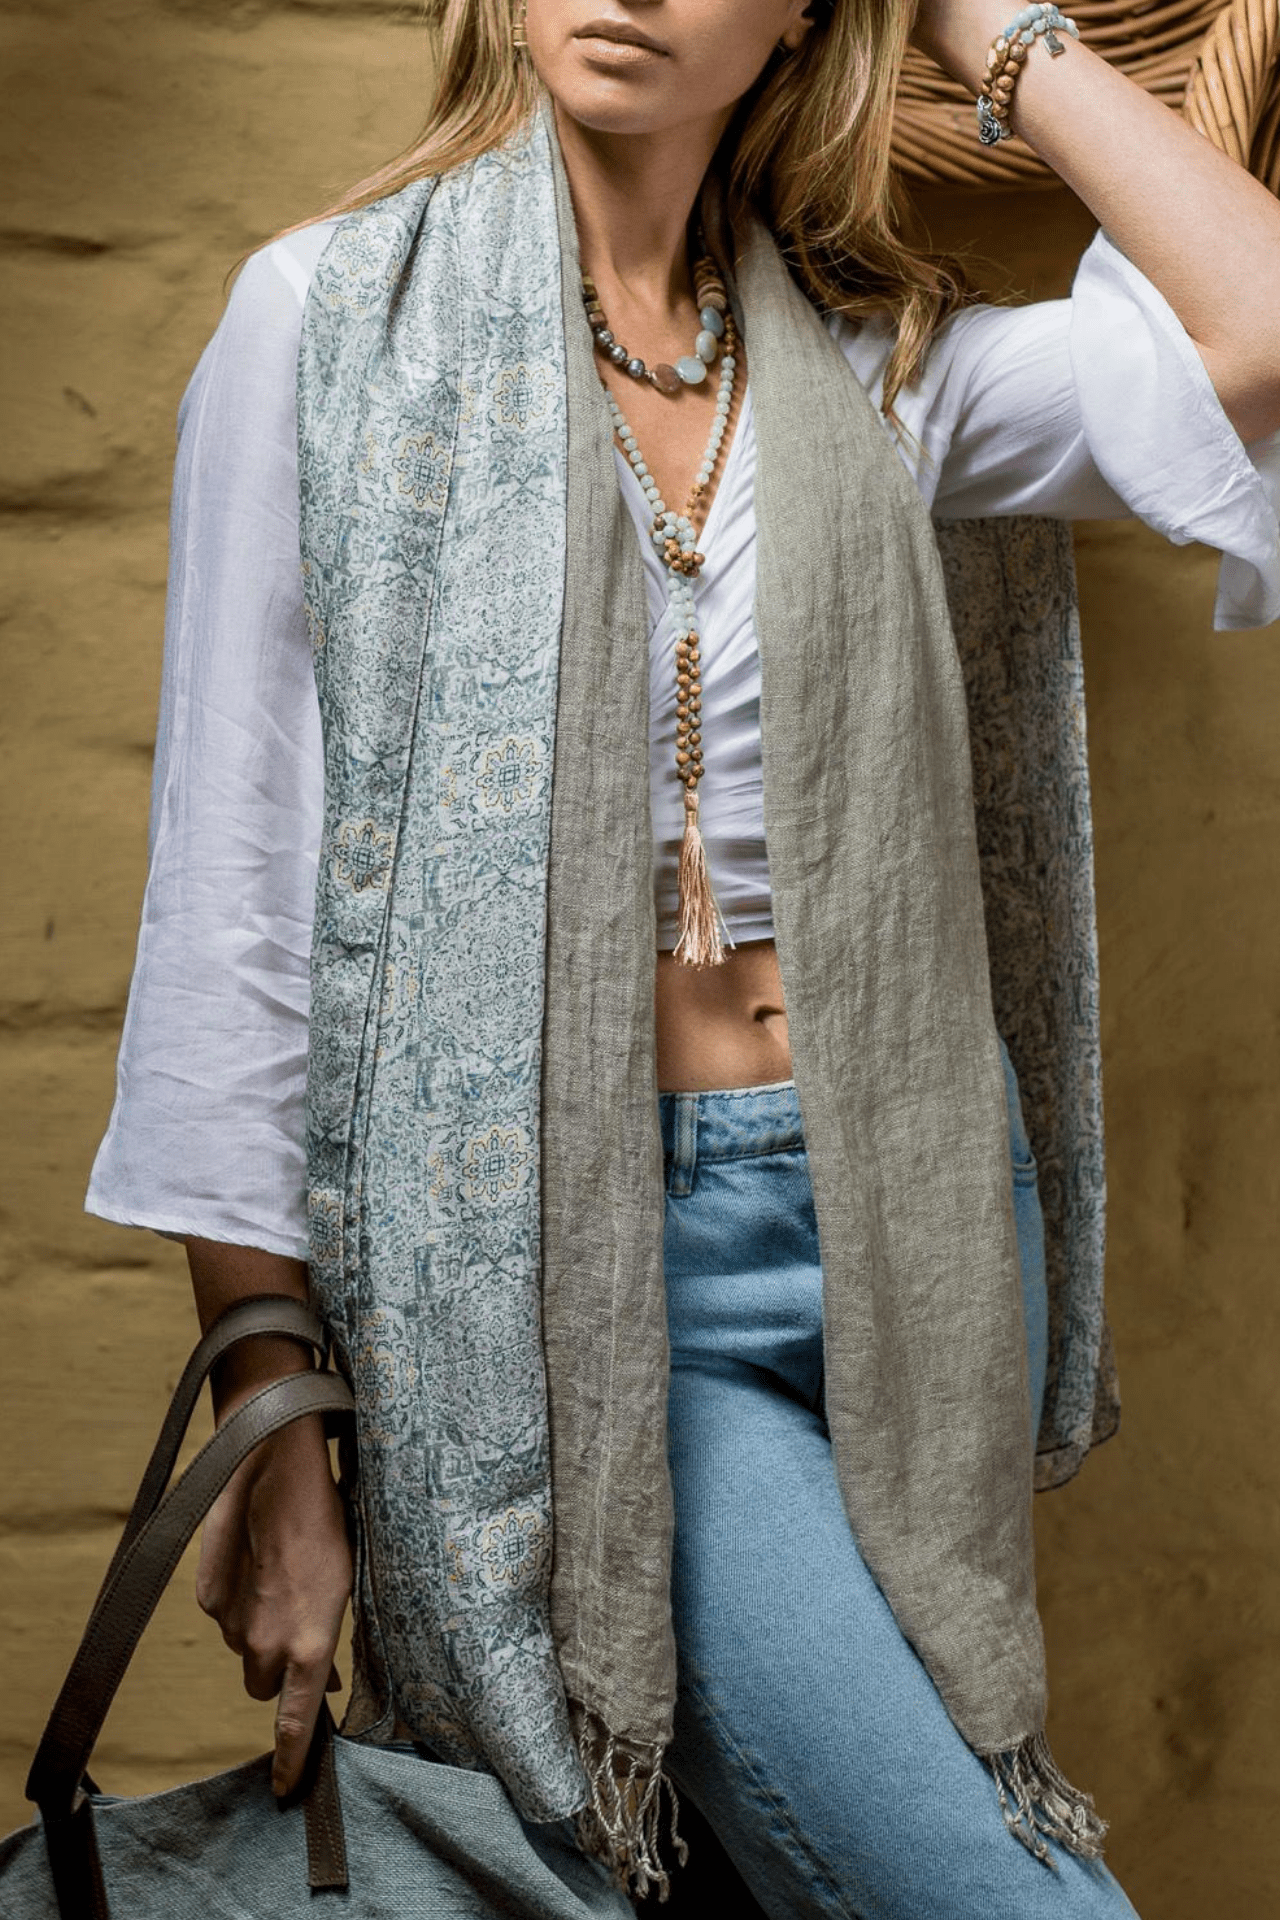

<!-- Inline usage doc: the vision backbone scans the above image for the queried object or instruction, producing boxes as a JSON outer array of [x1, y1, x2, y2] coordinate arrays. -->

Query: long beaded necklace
[[581, 252, 739, 967]]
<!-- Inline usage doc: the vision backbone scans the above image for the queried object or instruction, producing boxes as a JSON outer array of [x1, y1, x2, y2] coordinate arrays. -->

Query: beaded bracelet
[[976, 3, 1080, 147]]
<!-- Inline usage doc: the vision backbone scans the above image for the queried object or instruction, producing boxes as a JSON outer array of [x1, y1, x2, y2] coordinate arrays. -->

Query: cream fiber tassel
[[674, 785, 731, 968]]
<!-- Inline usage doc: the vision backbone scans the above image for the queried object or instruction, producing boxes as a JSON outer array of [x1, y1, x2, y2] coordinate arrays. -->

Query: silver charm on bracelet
[[977, 97, 1014, 145]]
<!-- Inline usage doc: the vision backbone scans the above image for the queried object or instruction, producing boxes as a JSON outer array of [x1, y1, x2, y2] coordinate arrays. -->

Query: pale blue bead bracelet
[[976, 3, 1080, 147]]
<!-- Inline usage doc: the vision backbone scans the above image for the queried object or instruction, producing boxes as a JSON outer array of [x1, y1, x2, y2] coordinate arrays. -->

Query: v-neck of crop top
[[614, 386, 773, 952]]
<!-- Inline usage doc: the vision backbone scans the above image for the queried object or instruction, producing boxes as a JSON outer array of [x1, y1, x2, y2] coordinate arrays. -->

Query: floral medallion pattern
[[392, 430, 451, 512], [331, 817, 394, 894], [444, 1506, 553, 1597], [297, 119, 587, 1826], [493, 360, 556, 432], [461, 1121, 533, 1206], [477, 736, 540, 812]]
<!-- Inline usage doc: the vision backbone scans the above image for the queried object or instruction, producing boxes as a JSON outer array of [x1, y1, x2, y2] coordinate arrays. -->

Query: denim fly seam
[[660, 1079, 804, 1197]]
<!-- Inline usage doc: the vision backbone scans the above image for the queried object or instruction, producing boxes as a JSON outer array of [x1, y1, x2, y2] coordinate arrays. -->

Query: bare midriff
[[654, 936, 792, 1092]]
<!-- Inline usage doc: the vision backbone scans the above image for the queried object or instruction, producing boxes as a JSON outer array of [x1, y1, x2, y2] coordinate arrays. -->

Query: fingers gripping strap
[[54, 1298, 333, 1811], [24, 1300, 351, 1915], [108, 1295, 329, 1577], [28, 1366, 355, 1917], [29, 1368, 354, 1812]]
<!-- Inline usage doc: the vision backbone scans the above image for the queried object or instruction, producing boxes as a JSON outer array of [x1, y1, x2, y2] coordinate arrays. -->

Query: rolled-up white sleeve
[[832, 230, 1280, 630], [1068, 227, 1280, 630], [85, 238, 327, 1258]]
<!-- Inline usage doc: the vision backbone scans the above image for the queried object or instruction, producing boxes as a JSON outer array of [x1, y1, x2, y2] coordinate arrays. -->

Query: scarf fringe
[[571, 1708, 688, 1902], [988, 1732, 1108, 1869]]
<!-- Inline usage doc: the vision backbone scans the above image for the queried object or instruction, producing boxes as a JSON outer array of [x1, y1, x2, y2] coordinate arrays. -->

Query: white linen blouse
[[85, 219, 1280, 1259]]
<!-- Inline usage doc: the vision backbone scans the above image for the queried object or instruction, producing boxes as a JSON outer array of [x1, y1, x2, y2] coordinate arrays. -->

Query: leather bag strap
[[25, 1303, 356, 1917], [57, 1297, 337, 1789], [107, 1294, 330, 1576]]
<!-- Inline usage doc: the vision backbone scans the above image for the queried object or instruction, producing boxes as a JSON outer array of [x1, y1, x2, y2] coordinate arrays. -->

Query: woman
[[86, 0, 1280, 1914]]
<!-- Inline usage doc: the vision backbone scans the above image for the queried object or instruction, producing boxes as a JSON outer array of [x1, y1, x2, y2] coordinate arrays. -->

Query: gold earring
[[513, 0, 528, 49]]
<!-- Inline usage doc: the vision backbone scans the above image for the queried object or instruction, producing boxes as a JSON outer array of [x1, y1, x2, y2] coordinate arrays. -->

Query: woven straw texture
[[894, 0, 1280, 188]]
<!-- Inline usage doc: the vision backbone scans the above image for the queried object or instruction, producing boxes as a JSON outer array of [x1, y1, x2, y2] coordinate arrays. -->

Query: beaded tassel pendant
[[585, 255, 739, 966]]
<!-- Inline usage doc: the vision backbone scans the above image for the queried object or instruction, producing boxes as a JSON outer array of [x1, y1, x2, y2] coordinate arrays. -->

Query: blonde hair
[[297, 0, 978, 417]]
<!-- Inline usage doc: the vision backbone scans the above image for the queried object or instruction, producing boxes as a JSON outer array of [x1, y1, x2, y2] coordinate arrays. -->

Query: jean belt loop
[[669, 1092, 699, 1197]]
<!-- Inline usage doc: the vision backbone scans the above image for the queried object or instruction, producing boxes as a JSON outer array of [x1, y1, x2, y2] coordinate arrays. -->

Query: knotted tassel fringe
[[988, 1732, 1108, 1869], [571, 1708, 688, 1901], [673, 786, 733, 969]]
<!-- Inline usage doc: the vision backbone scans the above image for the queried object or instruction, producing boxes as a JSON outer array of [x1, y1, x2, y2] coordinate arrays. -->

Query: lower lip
[[576, 35, 666, 64]]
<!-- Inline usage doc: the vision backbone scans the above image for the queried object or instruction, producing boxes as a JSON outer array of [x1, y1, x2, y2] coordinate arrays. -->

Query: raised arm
[[912, 0, 1280, 445]]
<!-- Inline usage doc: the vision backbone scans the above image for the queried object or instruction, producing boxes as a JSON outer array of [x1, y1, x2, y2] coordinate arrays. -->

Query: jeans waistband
[[658, 1080, 805, 1190]]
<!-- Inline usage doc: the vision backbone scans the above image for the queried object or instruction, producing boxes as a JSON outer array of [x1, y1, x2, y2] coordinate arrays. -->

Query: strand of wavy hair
[[272, 0, 982, 421]]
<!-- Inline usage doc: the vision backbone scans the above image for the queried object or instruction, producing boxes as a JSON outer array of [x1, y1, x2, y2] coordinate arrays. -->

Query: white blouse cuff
[[1070, 228, 1280, 631]]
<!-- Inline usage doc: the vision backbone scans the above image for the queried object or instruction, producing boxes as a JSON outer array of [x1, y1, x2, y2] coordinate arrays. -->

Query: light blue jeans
[[658, 1038, 1137, 1920]]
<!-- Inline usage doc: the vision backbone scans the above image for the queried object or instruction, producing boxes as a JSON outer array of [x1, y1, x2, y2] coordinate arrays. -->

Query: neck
[[552, 101, 729, 309]]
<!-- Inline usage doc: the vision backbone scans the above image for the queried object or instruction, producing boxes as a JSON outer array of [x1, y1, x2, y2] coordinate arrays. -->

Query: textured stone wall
[[2, 5, 1277, 1912]]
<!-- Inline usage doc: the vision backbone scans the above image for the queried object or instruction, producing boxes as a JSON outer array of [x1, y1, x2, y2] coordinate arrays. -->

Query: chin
[[553, 94, 676, 137], [539, 56, 691, 137]]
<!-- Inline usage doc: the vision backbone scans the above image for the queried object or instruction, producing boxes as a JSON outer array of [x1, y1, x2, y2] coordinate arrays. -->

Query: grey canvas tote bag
[[0, 1298, 632, 1920]]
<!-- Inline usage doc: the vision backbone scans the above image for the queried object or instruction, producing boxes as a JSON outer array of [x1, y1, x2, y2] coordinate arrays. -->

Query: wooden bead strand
[[976, 4, 1080, 144], [590, 255, 740, 965]]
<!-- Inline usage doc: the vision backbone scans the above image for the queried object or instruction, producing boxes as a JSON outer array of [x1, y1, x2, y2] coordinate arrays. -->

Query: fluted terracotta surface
[[1, 5, 1277, 1915]]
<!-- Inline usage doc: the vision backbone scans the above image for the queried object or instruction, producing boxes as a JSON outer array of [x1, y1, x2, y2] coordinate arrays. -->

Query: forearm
[[184, 1238, 313, 1419], [912, 0, 1280, 443], [186, 1239, 350, 1797]]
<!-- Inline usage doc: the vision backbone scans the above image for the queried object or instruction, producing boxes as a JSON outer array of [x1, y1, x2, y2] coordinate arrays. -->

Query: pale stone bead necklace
[[582, 255, 739, 967]]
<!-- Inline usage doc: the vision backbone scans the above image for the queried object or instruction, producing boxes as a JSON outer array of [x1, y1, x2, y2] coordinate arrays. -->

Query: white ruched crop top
[[83, 218, 1280, 1257]]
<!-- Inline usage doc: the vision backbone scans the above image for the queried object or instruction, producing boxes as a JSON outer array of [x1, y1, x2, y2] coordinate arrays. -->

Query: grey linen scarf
[[297, 105, 1106, 1887]]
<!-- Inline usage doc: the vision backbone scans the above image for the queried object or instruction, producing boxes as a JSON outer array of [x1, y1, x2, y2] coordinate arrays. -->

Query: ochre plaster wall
[[2, 5, 1277, 1912]]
